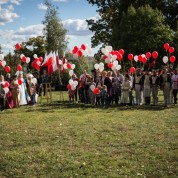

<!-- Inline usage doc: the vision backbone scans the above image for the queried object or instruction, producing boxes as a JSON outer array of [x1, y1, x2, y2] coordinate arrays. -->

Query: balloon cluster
[[101, 46, 123, 71], [31, 54, 43, 71], [0, 54, 11, 73], [163, 43, 176, 64], [72, 44, 92, 59], [67, 79, 78, 91], [20, 54, 30, 64]]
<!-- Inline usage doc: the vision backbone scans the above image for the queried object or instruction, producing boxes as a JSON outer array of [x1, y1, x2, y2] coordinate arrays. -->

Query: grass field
[[0, 91, 178, 178]]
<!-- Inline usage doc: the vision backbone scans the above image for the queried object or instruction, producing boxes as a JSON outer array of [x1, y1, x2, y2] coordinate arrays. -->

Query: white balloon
[[69, 70, 74, 77], [71, 85, 76, 91], [90, 84, 95, 91], [99, 62, 104, 67], [31, 78, 37, 84], [105, 46, 113, 52], [73, 54, 78, 59], [142, 54, 146, 58], [0, 54, 4, 61], [26, 57, 30, 64], [63, 63, 67, 69], [111, 65, 116, 71], [111, 55, 117, 61], [33, 54, 38, 58], [163, 56, 168, 64], [69, 79, 74, 85], [105, 58, 111, 64], [58, 60, 62, 65], [101, 48, 106, 54], [20, 54, 24, 59], [15, 71, 20, 76], [115, 64, 121, 70], [94, 63, 99, 70], [73, 80, 78, 87], [99, 66, 104, 72], [4, 87, 9, 94], [2, 61, 6, 67], [134, 55, 138, 62], [71, 64, 75, 70], [113, 60, 118, 66]]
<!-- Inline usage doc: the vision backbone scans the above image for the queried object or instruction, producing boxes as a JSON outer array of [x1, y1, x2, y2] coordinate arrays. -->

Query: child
[[30, 83, 36, 106], [68, 89, 75, 104], [95, 85, 101, 106], [0, 83, 5, 111], [100, 85, 107, 107]]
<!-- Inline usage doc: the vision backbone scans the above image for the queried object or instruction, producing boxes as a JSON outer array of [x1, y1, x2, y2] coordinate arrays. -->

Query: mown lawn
[[0, 91, 178, 178]]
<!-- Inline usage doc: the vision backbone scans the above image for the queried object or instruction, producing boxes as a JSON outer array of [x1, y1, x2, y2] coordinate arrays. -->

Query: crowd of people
[[68, 68, 178, 107], [0, 67, 177, 112], [0, 70, 49, 112]]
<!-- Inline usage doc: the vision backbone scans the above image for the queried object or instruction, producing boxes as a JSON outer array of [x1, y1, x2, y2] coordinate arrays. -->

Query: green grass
[[0, 91, 178, 178]]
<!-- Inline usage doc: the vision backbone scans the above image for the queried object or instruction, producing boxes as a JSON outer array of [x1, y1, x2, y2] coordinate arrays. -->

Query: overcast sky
[[0, 0, 100, 56]]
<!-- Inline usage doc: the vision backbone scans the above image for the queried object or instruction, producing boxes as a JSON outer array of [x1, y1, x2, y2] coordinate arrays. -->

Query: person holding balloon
[[10, 75, 20, 108]]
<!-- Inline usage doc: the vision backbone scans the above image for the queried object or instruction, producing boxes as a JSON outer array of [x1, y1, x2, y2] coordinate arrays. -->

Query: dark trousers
[[172, 89, 178, 104], [0, 98, 5, 111], [30, 94, 36, 105]]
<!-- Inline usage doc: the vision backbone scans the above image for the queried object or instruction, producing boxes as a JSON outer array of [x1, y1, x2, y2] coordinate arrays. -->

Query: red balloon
[[119, 49, 124, 55], [138, 55, 142, 62], [130, 67, 135, 73], [0, 61, 2, 67], [67, 84, 72, 90], [4, 66, 10, 73], [169, 47, 174, 54], [170, 56, 176, 63], [22, 56, 26, 63], [81, 44, 86, 51], [102, 55, 108, 60], [18, 79, 22, 85], [128, 54, 133, 61], [17, 64, 22, 71], [164, 43, 170, 51], [78, 50, 83, 57], [117, 53, 122, 61], [93, 88, 99, 95], [142, 57, 147, 64], [108, 63, 113, 68], [73, 46, 78, 54], [152, 51, 158, 59], [15, 43, 21, 50], [146, 52, 151, 59], [4, 81, 10, 88], [67, 63, 71, 69]]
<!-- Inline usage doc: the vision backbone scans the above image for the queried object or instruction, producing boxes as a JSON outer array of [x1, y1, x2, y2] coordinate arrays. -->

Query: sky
[[0, 0, 100, 56]]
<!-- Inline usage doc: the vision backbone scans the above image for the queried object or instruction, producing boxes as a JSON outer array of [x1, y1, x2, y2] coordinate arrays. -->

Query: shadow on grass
[[24, 100, 177, 113]]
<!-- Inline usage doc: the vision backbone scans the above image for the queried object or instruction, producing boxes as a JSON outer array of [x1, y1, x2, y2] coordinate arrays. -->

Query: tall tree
[[43, 0, 67, 55], [87, 0, 178, 48]]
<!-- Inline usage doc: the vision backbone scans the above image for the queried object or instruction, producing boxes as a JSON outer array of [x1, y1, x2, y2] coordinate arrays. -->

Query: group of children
[[68, 68, 178, 107]]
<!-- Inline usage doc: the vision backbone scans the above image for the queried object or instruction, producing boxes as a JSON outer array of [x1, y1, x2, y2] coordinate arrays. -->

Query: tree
[[86, 0, 178, 48], [43, 0, 67, 55]]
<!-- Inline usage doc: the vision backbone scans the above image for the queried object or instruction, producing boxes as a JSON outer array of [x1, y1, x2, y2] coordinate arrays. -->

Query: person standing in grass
[[120, 74, 132, 105], [11, 75, 20, 108], [151, 70, 160, 105], [171, 69, 178, 105], [29, 82, 36, 106], [160, 68, 172, 107], [0, 82, 5, 112]]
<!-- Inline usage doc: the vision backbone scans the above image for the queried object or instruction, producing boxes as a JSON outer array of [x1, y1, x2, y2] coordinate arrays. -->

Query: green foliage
[[43, 0, 67, 55], [86, 0, 178, 49]]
